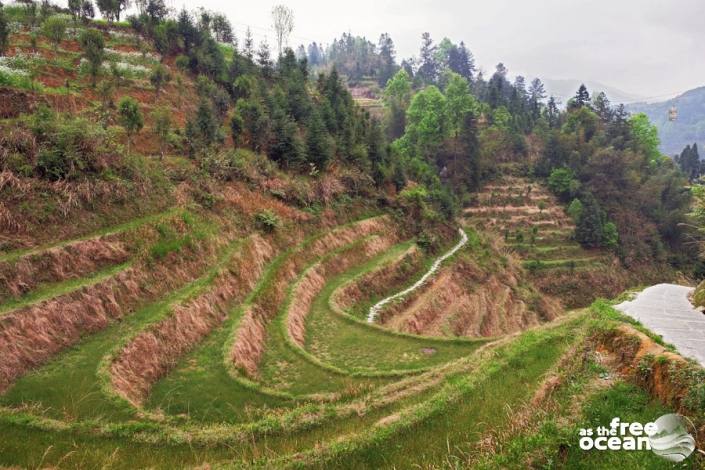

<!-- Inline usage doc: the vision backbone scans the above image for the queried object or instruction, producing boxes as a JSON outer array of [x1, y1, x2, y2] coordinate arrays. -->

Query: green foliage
[[383, 69, 412, 139], [41, 15, 67, 52], [7, 105, 117, 181], [402, 85, 448, 157], [575, 196, 605, 248], [0, 7, 10, 57], [269, 111, 305, 169], [306, 109, 333, 170], [96, 0, 128, 22], [602, 221, 619, 248], [629, 113, 662, 163], [186, 98, 219, 155], [566, 198, 583, 222], [232, 97, 268, 152], [562, 106, 599, 142], [254, 209, 280, 232], [547, 167, 579, 202], [78, 28, 105, 87], [149, 223, 192, 259], [117, 97, 143, 153], [151, 106, 171, 158], [149, 63, 171, 97], [443, 72, 479, 137]]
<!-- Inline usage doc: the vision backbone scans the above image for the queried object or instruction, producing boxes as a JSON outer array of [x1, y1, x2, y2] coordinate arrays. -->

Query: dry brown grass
[[0, 237, 129, 301], [109, 236, 275, 405], [287, 235, 395, 347], [334, 246, 422, 311], [230, 217, 394, 376], [380, 255, 560, 338], [0, 236, 223, 393]]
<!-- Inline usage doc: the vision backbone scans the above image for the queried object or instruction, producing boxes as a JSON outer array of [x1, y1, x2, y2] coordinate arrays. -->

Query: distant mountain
[[627, 86, 705, 156], [541, 78, 645, 107]]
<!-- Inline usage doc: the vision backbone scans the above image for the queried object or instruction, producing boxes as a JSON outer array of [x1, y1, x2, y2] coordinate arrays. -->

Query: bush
[[27, 106, 115, 180], [547, 167, 579, 202], [174, 54, 189, 70], [41, 15, 67, 51], [525, 260, 545, 272], [566, 198, 583, 222], [254, 210, 280, 232]]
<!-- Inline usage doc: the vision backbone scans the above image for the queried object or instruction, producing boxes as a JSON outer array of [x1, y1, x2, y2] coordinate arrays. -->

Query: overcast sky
[[96, 0, 705, 99]]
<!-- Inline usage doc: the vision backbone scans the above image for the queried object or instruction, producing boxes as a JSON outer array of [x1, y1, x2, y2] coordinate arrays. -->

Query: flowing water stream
[[367, 228, 468, 323]]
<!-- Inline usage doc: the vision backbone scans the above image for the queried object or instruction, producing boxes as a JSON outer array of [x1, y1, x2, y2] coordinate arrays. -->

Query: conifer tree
[[575, 194, 604, 248], [0, 6, 8, 57], [306, 110, 333, 169]]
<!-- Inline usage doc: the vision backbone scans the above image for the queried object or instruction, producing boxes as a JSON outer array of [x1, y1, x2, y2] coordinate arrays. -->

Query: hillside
[[0, 2, 704, 468], [627, 86, 705, 156]]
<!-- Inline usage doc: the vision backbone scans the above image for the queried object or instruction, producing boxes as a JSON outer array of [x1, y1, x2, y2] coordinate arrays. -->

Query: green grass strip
[[0, 207, 182, 264], [0, 261, 133, 316]]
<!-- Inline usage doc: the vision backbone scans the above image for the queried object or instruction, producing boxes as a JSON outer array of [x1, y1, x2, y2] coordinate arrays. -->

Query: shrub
[[174, 54, 189, 70], [566, 198, 583, 222], [547, 167, 579, 202], [254, 210, 280, 232], [525, 260, 545, 272], [117, 96, 143, 155], [149, 63, 171, 97], [79, 28, 105, 87], [41, 15, 66, 52], [25, 106, 115, 180], [602, 221, 619, 249]]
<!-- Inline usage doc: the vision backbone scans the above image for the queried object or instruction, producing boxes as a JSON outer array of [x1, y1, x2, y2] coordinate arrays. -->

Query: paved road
[[615, 284, 705, 366]]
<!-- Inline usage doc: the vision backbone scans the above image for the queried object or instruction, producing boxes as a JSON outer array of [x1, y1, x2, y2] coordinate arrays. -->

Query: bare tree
[[271, 4, 294, 56]]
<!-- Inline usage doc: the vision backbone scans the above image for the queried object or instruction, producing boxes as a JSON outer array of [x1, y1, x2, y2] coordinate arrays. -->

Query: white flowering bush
[[79, 58, 151, 79], [104, 48, 159, 65]]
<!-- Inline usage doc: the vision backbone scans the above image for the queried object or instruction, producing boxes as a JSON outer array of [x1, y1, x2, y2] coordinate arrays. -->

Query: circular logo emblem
[[648, 414, 696, 462]]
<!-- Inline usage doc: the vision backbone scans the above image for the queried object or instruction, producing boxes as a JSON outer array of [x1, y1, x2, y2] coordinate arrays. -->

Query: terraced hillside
[[1, 195, 702, 469], [464, 172, 636, 307], [0, 6, 702, 469]]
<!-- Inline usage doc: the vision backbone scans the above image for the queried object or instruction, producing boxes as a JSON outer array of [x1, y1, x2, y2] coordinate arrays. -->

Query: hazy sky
[[83, 0, 705, 98]]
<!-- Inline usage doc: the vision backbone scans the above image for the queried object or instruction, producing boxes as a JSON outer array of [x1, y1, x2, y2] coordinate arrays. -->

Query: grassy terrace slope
[[0, 207, 703, 468], [463, 170, 637, 307]]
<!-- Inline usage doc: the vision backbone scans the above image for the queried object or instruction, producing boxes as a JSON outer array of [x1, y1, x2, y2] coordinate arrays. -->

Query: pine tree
[[546, 96, 560, 128], [270, 110, 305, 168], [306, 110, 333, 169], [186, 99, 219, 155], [592, 92, 612, 122], [306, 41, 322, 66], [0, 6, 8, 57], [377, 33, 397, 86], [528, 78, 546, 119], [487, 63, 508, 108], [575, 194, 604, 248], [417, 32, 438, 85], [452, 41, 474, 82], [243, 27, 254, 60], [257, 40, 273, 78], [573, 84, 590, 108]]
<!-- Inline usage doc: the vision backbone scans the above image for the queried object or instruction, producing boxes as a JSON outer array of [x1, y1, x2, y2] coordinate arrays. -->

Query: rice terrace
[[0, 0, 704, 468]]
